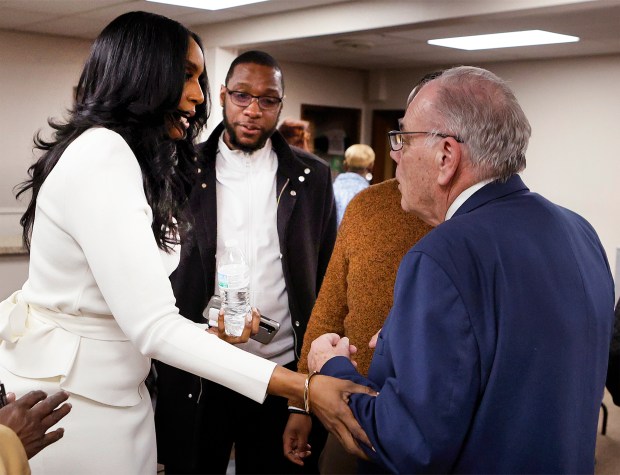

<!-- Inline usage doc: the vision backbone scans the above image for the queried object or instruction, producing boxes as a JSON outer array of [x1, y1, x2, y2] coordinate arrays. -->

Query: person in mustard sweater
[[283, 178, 433, 472], [0, 425, 27, 475]]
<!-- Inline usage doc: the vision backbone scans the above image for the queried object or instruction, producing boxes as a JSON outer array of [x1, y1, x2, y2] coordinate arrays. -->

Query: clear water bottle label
[[217, 263, 250, 289], [217, 261, 250, 337]]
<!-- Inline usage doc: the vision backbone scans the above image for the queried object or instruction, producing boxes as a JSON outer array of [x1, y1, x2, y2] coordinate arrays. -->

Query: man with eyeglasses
[[154, 50, 335, 474], [308, 66, 614, 473]]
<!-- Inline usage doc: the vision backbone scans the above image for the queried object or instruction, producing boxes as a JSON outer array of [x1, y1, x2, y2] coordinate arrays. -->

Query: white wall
[[0, 30, 90, 298], [497, 56, 620, 285], [0, 256, 28, 300], [0, 31, 90, 211]]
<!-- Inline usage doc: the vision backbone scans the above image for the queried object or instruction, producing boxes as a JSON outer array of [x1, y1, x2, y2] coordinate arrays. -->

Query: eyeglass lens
[[229, 91, 281, 110], [390, 133, 403, 151]]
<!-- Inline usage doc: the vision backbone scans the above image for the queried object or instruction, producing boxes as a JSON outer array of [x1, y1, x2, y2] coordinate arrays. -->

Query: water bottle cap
[[224, 239, 239, 248]]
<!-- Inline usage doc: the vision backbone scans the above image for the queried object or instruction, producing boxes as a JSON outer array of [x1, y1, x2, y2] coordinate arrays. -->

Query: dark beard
[[222, 105, 279, 154]]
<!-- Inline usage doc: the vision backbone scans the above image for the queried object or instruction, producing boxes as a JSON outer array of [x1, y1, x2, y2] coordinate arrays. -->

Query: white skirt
[[0, 363, 157, 475]]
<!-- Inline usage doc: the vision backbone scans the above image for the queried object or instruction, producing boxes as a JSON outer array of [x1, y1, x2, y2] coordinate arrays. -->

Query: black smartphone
[[0, 381, 8, 408], [202, 295, 280, 344]]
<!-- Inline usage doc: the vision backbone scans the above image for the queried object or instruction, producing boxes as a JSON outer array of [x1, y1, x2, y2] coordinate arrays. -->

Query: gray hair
[[407, 70, 444, 107], [424, 66, 531, 181]]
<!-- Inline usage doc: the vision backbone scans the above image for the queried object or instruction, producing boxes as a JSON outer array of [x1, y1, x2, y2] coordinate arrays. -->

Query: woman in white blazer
[[0, 11, 372, 474]]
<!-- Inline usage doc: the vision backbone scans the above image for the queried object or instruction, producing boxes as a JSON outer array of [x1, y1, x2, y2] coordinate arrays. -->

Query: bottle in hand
[[217, 239, 251, 337]]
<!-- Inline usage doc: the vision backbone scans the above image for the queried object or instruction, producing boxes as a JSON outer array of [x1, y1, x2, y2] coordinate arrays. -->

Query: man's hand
[[267, 367, 375, 460], [0, 390, 71, 459], [369, 329, 381, 349], [308, 333, 357, 373], [309, 375, 376, 461], [283, 413, 312, 466], [207, 307, 260, 344]]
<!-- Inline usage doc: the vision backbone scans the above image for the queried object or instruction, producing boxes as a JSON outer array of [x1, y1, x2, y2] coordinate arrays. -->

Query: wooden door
[[371, 109, 404, 183]]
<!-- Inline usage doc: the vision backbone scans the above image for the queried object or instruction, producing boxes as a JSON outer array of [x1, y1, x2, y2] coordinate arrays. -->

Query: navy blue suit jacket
[[322, 175, 614, 474]]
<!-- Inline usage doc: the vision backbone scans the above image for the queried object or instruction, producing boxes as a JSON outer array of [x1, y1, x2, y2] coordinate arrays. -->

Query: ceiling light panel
[[428, 30, 579, 51], [146, 0, 269, 11]]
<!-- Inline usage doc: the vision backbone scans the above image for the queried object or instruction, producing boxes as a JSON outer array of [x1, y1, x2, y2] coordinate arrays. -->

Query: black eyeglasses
[[387, 130, 463, 152], [225, 88, 283, 111]]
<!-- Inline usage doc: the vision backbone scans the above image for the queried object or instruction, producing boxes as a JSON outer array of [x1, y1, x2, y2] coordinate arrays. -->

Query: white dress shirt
[[215, 134, 294, 365], [445, 178, 496, 221]]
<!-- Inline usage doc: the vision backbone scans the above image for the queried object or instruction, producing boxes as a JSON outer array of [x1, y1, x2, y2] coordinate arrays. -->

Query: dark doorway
[[301, 104, 361, 179], [371, 109, 404, 183]]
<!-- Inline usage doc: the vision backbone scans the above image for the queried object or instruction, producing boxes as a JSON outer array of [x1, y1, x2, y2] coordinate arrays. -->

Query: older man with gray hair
[[308, 66, 614, 474]]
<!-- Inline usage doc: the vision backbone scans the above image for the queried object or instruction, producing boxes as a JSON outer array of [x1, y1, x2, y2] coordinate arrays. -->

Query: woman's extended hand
[[207, 307, 260, 344], [310, 375, 376, 461], [268, 367, 376, 460]]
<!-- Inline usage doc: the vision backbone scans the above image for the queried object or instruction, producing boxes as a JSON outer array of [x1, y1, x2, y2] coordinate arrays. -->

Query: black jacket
[[166, 122, 336, 354], [154, 123, 337, 463]]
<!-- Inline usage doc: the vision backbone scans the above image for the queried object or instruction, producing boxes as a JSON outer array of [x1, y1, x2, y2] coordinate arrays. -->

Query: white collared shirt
[[445, 178, 496, 221], [215, 133, 294, 365]]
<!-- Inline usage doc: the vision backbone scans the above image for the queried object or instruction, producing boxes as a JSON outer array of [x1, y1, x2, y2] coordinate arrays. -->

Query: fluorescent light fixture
[[146, 0, 269, 11], [428, 30, 579, 50]]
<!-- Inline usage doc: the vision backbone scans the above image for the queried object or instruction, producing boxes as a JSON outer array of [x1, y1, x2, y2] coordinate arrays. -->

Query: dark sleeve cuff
[[321, 356, 381, 392]]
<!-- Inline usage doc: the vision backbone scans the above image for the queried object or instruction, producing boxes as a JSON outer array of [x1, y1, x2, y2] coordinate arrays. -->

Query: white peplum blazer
[[0, 128, 276, 406]]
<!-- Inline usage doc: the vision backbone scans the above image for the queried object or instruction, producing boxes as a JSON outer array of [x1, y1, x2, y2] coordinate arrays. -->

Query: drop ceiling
[[0, 0, 619, 70]]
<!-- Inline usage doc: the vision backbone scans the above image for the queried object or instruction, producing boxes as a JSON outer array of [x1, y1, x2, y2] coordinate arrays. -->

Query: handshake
[[308, 330, 380, 373]]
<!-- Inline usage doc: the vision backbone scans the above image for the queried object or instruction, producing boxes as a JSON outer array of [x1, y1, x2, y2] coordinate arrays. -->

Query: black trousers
[[159, 362, 327, 475]]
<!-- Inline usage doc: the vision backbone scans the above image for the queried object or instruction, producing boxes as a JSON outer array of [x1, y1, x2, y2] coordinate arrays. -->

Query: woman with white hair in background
[[333, 144, 375, 226]]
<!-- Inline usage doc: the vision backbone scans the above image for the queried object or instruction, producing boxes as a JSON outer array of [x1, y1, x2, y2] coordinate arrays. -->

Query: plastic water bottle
[[217, 239, 251, 337]]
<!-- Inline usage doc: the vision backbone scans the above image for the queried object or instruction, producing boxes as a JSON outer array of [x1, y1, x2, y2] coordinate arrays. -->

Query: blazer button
[[304, 168, 310, 174], [298, 176, 305, 182], [294, 321, 300, 327], [188, 393, 193, 399], [279, 253, 283, 259], [290, 190, 296, 196], [197, 168, 202, 173], [201, 183, 207, 189]]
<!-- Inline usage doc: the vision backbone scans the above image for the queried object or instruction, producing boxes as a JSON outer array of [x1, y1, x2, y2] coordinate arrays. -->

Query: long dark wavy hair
[[15, 11, 210, 251]]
